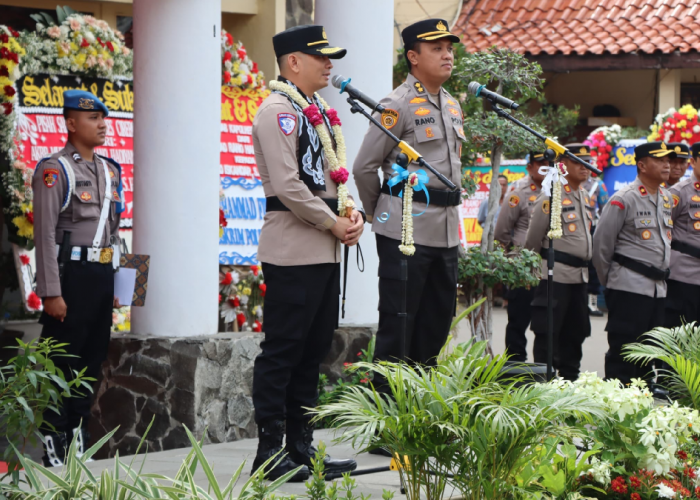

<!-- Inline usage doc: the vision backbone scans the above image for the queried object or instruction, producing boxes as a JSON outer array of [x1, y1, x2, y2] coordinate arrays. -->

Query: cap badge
[[78, 98, 95, 110], [436, 20, 447, 31], [661, 142, 668, 150], [675, 146, 682, 153], [322, 28, 327, 40], [579, 147, 587, 154]]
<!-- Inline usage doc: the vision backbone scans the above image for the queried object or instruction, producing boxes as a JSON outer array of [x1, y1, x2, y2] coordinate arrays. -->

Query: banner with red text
[[16, 73, 134, 227]]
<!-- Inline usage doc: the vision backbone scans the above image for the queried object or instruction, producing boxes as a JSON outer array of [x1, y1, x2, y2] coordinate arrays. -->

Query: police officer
[[353, 19, 463, 405], [251, 25, 360, 481], [593, 142, 674, 386], [525, 146, 593, 380], [664, 142, 700, 327], [34, 90, 123, 466], [665, 143, 691, 187], [582, 159, 608, 317], [493, 152, 547, 361]]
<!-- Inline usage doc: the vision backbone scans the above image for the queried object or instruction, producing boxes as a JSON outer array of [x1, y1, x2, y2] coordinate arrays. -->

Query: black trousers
[[505, 286, 535, 362], [530, 280, 590, 381], [373, 234, 458, 391], [40, 260, 114, 433], [587, 225, 602, 296], [664, 279, 700, 328], [253, 262, 339, 424], [604, 288, 665, 386]]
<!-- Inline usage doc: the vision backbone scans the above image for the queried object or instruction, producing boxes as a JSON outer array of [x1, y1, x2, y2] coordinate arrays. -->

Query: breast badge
[[80, 191, 92, 201], [414, 107, 430, 116], [529, 195, 536, 202], [695, 221, 700, 231], [567, 212, 576, 220], [562, 199, 573, 206], [692, 195, 700, 202], [425, 127, 434, 138], [448, 108, 460, 116], [409, 97, 426, 104], [667, 230, 672, 241], [381, 109, 399, 130], [568, 223, 576, 232], [641, 230, 652, 240]]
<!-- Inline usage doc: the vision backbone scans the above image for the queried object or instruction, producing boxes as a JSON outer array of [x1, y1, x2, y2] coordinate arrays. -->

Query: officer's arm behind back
[[352, 93, 406, 221], [524, 193, 548, 254], [33, 158, 65, 298], [494, 193, 517, 247], [256, 102, 337, 231], [593, 193, 627, 287]]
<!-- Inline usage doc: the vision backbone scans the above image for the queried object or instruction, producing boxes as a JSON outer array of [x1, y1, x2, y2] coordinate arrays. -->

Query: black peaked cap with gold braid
[[565, 143, 592, 160], [635, 141, 677, 162], [273, 25, 346, 59], [401, 18, 460, 48], [667, 142, 691, 159]]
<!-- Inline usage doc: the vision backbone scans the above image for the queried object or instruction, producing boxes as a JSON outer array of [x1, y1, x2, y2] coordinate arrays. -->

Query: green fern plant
[[623, 322, 700, 409]]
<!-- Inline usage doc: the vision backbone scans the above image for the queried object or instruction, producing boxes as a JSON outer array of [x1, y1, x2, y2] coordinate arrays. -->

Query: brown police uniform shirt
[[593, 178, 672, 298], [253, 92, 343, 266], [525, 186, 593, 284], [669, 172, 700, 286], [494, 176, 542, 248], [33, 142, 121, 298], [352, 73, 465, 248]]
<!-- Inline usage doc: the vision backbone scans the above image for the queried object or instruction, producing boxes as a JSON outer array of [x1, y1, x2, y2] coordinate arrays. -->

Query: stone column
[[315, 0, 394, 325], [131, 0, 221, 336]]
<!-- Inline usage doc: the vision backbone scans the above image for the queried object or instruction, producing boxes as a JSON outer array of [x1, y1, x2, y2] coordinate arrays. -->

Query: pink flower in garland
[[303, 105, 324, 127], [330, 167, 349, 184], [325, 108, 342, 127]]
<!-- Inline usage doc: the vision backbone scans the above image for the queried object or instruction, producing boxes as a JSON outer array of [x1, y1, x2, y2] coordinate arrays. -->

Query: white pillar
[[315, 0, 394, 325], [658, 69, 681, 114], [131, 0, 221, 336]]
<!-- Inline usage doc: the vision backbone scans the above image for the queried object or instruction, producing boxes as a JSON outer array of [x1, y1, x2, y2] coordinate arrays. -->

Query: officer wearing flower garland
[[525, 145, 593, 380], [353, 19, 464, 411], [593, 142, 674, 386], [494, 151, 547, 361], [251, 25, 361, 481], [664, 142, 700, 327], [33, 90, 123, 467]]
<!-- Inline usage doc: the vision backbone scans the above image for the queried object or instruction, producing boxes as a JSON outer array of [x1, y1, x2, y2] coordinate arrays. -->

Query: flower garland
[[267, 80, 350, 216], [399, 173, 421, 256], [19, 13, 131, 79], [539, 163, 568, 239], [583, 124, 621, 170], [649, 104, 700, 144], [221, 29, 265, 90], [219, 265, 265, 332]]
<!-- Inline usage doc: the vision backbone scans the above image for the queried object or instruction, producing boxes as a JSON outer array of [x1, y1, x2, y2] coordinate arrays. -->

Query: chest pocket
[[413, 117, 446, 163], [72, 187, 100, 222], [634, 217, 657, 241], [562, 211, 579, 224]]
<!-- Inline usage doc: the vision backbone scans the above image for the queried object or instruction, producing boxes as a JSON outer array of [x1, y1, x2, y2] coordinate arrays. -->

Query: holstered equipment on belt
[[539, 248, 590, 268], [58, 231, 72, 284], [381, 182, 461, 207], [613, 253, 670, 281]]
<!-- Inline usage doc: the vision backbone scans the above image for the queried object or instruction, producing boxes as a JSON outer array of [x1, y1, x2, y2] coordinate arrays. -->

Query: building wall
[[393, 0, 462, 62]]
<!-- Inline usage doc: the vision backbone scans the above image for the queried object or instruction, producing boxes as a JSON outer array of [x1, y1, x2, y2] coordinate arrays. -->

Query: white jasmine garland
[[398, 173, 419, 256]]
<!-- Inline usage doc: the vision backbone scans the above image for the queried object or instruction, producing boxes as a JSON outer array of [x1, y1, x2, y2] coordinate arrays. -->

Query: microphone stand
[[485, 103, 601, 381]]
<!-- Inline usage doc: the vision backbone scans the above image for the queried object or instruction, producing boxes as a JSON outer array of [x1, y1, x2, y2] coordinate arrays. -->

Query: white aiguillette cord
[[92, 156, 113, 263]]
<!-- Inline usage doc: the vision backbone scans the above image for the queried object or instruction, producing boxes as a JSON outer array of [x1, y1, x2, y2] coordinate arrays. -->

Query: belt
[[56, 245, 113, 264], [539, 248, 590, 268], [266, 196, 339, 215], [380, 182, 461, 207], [612, 253, 670, 281], [671, 240, 700, 260]]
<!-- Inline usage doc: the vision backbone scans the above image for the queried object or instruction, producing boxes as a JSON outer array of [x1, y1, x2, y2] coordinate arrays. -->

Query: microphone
[[467, 81, 520, 110], [332, 75, 385, 113]]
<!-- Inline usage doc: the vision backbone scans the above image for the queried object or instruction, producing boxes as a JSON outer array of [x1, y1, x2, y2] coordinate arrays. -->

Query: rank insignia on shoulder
[[692, 195, 700, 202], [641, 229, 652, 240], [562, 199, 573, 206], [381, 109, 399, 129], [72, 153, 81, 162], [529, 195, 536, 202], [80, 191, 92, 201], [564, 185, 571, 193], [542, 200, 550, 214], [277, 113, 297, 136], [425, 127, 434, 138], [638, 185, 648, 196], [409, 97, 427, 104], [448, 108, 460, 116], [695, 182, 700, 191], [695, 221, 700, 231], [509, 195, 520, 208], [611, 200, 625, 210], [414, 107, 430, 116], [673, 194, 681, 206], [568, 223, 576, 232], [414, 81, 425, 94], [43, 168, 59, 188]]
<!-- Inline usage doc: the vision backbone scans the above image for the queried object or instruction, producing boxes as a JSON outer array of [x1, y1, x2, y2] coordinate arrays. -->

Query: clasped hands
[[331, 209, 364, 246]]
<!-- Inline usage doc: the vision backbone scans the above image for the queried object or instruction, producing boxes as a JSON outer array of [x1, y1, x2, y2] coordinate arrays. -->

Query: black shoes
[[286, 419, 357, 478], [251, 420, 309, 482]]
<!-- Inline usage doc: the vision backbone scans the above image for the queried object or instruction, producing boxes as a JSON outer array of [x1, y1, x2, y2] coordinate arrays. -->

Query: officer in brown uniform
[[665, 143, 691, 187], [353, 19, 463, 401], [251, 25, 360, 480], [593, 142, 674, 385], [493, 152, 547, 361], [525, 146, 593, 380], [33, 90, 123, 466], [664, 142, 700, 327]]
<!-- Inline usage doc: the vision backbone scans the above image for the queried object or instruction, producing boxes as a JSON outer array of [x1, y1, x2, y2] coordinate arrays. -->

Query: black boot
[[286, 419, 357, 478], [251, 420, 309, 482], [42, 432, 68, 467]]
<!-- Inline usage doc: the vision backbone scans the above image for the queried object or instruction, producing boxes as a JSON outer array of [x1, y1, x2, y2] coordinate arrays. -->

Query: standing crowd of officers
[[496, 140, 700, 388], [31, 13, 700, 481]]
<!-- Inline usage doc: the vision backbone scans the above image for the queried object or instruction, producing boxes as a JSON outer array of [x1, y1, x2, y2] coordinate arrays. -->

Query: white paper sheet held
[[114, 268, 137, 306]]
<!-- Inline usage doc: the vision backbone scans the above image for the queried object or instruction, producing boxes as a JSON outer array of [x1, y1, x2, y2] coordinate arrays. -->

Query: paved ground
[[52, 308, 609, 499]]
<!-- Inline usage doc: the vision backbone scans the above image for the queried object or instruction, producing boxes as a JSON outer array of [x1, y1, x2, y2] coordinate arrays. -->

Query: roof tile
[[455, 0, 700, 55]]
